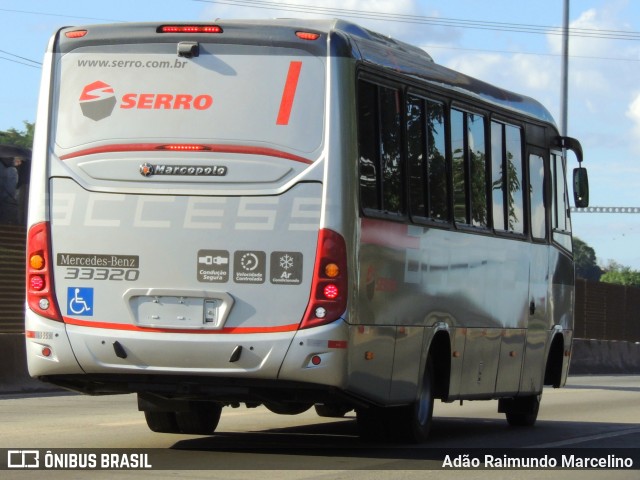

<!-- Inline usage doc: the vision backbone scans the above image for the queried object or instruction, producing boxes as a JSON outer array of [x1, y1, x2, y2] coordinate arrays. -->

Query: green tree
[[600, 261, 640, 287], [573, 237, 602, 281], [0, 121, 34, 149]]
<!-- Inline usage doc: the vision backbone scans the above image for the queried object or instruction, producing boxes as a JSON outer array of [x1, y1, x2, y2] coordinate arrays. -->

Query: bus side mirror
[[573, 167, 589, 208]]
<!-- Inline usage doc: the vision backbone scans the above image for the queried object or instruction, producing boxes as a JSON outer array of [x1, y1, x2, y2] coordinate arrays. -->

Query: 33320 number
[[64, 267, 139, 281]]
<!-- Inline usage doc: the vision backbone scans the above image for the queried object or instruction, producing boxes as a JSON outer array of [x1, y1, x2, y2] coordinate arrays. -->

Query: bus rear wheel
[[395, 356, 434, 443], [144, 411, 180, 433], [315, 404, 352, 418], [143, 403, 222, 435], [500, 394, 541, 427], [175, 403, 222, 435], [356, 357, 434, 443], [264, 402, 313, 415]]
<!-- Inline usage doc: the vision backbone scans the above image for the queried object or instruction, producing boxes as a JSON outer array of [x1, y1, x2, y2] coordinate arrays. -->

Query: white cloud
[[626, 93, 640, 151], [444, 51, 555, 102], [199, 0, 460, 45]]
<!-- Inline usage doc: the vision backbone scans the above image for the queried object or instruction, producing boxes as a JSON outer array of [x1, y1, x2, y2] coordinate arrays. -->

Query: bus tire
[[143, 411, 180, 433], [264, 402, 313, 415], [315, 404, 352, 418], [357, 357, 435, 443], [395, 356, 434, 443], [502, 394, 541, 427], [175, 403, 222, 435], [356, 406, 388, 442]]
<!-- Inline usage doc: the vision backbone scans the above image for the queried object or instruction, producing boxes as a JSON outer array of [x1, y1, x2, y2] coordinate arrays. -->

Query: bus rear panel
[[26, 22, 351, 405]]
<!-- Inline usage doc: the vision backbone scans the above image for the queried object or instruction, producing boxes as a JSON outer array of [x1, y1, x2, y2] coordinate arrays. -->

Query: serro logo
[[120, 93, 213, 110], [79, 81, 214, 120], [79, 81, 117, 121]]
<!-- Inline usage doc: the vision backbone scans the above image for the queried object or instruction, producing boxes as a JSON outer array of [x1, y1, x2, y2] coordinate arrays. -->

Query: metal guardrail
[[571, 206, 640, 213], [575, 279, 640, 343]]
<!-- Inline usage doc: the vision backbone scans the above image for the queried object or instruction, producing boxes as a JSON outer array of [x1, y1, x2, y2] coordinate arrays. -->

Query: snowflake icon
[[279, 254, 294, 270]]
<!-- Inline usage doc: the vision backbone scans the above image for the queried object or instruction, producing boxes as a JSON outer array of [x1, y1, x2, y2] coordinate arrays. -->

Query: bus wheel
[[143, 411, 180, 433], [315, 404, 352, 418], [356, 406, 388, 441], [395, 356, 434, 443], [175, 403, 222, 435], [501, 395, 541, 427], [264, 402, 313, 415], [357, 358, 434, 443]]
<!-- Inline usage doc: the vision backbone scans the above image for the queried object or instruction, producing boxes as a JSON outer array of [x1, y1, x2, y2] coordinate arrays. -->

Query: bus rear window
[[53, 43, 325, 157]]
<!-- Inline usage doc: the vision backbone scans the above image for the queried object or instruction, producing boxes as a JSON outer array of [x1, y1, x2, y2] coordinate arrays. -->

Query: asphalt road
[[0, 375, 638, 479]]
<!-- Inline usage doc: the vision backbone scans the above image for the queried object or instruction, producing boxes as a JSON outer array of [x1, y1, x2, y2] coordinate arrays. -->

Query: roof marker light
[[296, 31, 320, 41], [65, 30, 88, 39]]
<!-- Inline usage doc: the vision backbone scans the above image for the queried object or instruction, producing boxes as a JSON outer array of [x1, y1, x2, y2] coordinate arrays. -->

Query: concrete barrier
[[570, 338, 640, 375], [1, 334, 639, 394]]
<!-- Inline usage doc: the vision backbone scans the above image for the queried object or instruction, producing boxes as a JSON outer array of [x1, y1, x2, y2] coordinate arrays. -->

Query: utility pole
[[560, 0, 570, 136]]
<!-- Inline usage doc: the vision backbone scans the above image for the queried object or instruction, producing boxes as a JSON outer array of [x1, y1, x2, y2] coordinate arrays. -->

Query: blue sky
[[2, 0, 640, 268]]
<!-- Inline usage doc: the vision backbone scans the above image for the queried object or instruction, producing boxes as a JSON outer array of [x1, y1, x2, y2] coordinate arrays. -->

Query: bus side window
[[551, 152, 572, 251], [407, 95, 427, 218], [379, 87, 403, 215], [358, 81, 380, 212], [491, 122, 525, 234], [406, 95, 449, 223], [452, 109, 488, 228], [427, 101, 448, 221], [451, 109, 467, 224], [357, 79, 404, 217], [491, 122, 506, 231], [505, 125, 525, 234], [468, 113, 487, 228], [529, 154, 546, 240]]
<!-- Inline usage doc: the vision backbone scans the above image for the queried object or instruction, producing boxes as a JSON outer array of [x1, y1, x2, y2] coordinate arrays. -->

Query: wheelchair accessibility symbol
[[67, 287, 94, 316]]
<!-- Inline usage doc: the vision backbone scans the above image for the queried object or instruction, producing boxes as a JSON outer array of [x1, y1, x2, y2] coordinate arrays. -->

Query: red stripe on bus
[[63, 317, 300, 334], [276, 61, 302, 126], [58, 144, 313, 164]]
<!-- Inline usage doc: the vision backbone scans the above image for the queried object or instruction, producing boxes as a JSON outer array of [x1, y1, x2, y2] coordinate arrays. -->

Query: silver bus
[[26, 19, 589, 442]]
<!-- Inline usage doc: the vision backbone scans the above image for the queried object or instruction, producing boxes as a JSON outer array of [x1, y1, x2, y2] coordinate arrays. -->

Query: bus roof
[[56, 18, 556, 126]]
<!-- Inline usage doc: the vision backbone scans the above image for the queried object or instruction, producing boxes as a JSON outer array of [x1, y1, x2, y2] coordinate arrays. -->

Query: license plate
[[125, 289, 234, 330], [133, 296, 222, 329]]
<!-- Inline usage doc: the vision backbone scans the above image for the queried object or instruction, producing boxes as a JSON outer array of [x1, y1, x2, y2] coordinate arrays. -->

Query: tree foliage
[[600, 261, 640, 287], [0, 121, 34, 149], [573, 237, 602, 281]]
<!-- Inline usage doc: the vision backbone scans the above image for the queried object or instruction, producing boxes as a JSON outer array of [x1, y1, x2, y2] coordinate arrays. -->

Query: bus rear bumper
[[25, 310, 84, 377], [26, 314, 350, 397]]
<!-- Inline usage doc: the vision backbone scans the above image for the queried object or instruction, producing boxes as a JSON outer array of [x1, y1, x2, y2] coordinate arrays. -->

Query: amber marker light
[[30, 254, 45, 270], [325, 263, 340, 278]]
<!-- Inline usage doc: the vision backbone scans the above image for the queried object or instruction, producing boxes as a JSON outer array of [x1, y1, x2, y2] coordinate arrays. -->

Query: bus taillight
[[26, 222, 62, 322], [300, 229, 348, 329]]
